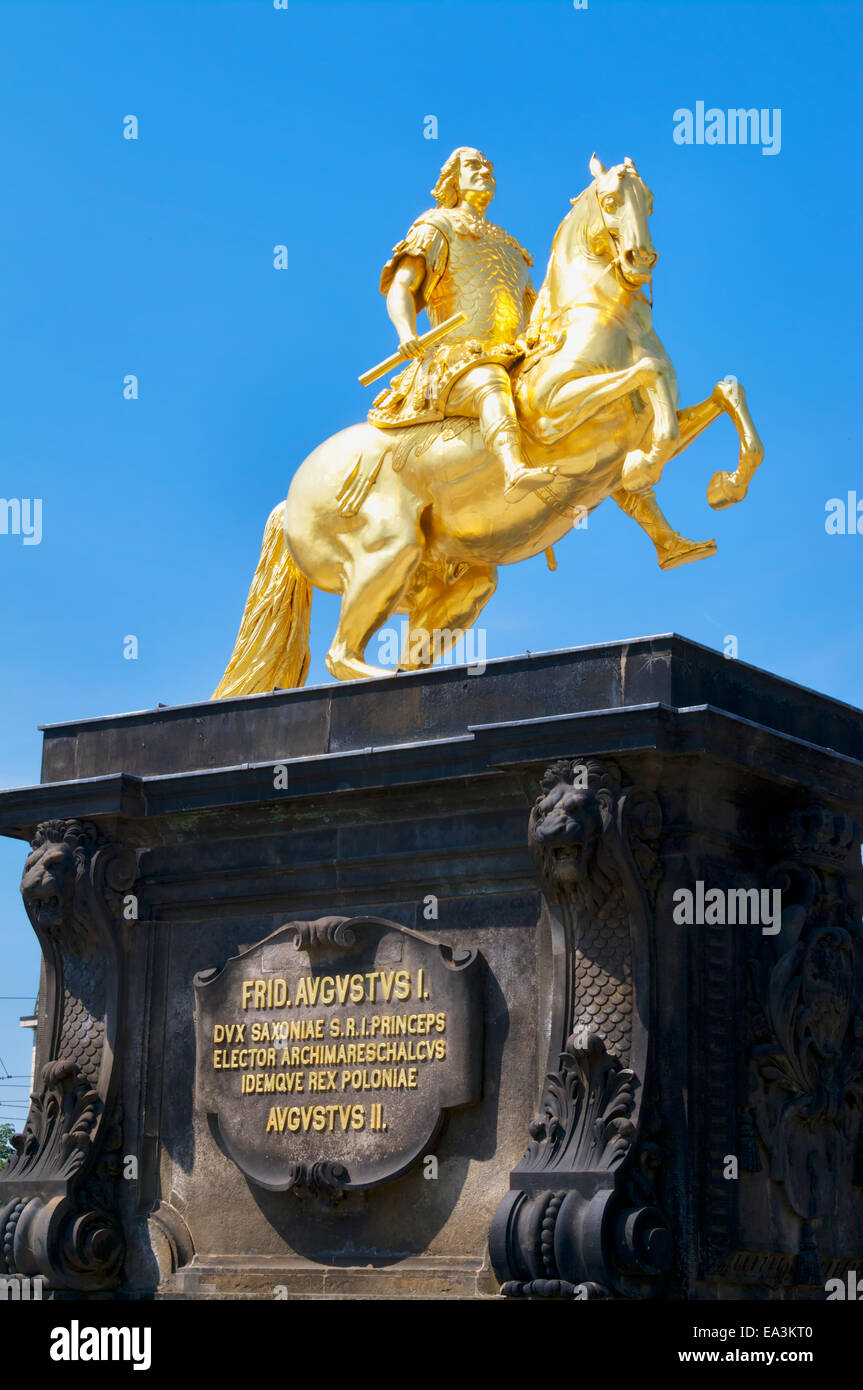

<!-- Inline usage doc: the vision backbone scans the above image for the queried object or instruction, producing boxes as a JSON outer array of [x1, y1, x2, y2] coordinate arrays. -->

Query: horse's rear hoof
[[325, 649, 394, 682], [658, 536, 717, 570]]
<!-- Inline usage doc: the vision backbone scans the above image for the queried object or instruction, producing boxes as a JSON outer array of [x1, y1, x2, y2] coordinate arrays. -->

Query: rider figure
[[369, 147, 556, 501]]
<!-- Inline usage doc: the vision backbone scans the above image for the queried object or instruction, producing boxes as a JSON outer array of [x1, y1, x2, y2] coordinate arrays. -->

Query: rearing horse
[[213, 154, 763, 696]]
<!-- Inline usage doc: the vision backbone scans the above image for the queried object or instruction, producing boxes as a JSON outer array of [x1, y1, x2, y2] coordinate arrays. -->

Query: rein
[[594, 181, 654, 309]]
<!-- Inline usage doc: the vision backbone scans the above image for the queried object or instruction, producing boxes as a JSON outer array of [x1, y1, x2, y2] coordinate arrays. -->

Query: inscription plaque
[[194, 916, 484, 1196]]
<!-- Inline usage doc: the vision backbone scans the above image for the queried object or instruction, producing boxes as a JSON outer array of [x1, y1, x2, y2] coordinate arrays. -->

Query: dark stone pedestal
[[1, 634, 862, 1300]]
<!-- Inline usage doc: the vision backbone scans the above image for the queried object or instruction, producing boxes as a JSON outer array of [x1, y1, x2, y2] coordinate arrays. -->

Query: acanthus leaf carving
[[5, 1060, 100, 1182], [522, 1029, 637, 1175]]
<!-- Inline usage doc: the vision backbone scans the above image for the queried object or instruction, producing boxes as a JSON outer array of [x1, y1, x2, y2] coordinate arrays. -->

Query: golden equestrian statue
[[213, 147, 763, 695]]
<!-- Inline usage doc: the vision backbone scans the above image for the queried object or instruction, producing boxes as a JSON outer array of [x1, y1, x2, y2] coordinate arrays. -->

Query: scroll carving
[[0, 819, 135, 1292], [490, 758, 670, 1299], [283, 916, 358, 952], [284, 1161, 350, 1206]]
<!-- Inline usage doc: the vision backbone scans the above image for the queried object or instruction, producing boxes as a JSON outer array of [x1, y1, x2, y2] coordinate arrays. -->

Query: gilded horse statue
[[213, 154, 763, 696]]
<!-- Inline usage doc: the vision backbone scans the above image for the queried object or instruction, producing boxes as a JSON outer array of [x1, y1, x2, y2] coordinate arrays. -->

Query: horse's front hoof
[[713, 375, 745, 410], [707, 469, 748, 510]]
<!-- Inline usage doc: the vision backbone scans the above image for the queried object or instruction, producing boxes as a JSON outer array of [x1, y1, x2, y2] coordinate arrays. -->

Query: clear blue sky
[[1, 0, 860, 1116]]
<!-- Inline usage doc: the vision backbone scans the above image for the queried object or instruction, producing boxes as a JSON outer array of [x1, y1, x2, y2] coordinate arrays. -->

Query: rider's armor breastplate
[[369, 207, 534, 428], [426, 218, 531, 345]]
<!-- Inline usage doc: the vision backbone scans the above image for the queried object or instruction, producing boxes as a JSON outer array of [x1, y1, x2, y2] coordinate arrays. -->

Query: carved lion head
[[529, 760, 620, 893], [20, 820, 98, 933]]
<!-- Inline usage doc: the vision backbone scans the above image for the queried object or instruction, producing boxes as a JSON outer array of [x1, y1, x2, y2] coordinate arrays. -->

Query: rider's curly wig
[[431, 147, 490, 208]]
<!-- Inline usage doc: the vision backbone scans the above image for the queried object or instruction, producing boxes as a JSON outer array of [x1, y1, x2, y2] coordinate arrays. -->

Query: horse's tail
[[212, 501, 312, 699]]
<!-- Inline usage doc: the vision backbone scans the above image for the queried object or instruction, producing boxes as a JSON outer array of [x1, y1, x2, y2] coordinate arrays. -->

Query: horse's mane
[[529, 181, 607, 339]]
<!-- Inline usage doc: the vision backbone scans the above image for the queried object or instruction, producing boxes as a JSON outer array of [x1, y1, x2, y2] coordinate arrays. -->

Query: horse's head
[[529, 154, 658, 338], [588, 153, 656, 289]]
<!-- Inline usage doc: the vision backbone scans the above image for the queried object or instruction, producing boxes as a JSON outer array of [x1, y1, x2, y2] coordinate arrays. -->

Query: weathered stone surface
[[32, 633, 863, 786], [1, 636, 862, 1300]]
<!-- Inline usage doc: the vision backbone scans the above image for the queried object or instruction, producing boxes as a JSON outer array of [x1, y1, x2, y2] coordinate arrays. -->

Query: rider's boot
[[484, 420, 557, 502]]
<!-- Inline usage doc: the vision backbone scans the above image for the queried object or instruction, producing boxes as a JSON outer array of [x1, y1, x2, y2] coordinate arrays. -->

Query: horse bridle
[[594, 179, 654, 309]]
